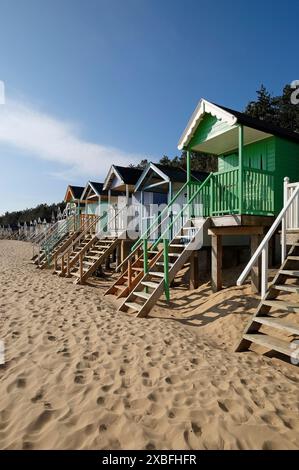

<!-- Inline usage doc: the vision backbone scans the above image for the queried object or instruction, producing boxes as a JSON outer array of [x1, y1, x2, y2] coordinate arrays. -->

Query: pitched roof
[[154, 164, 207, 183], [135, 162, 208, 191], [178, 98, 299, 150], [89, 182, 104, 195], [114, 165, 143, 185], [69, 185, 85, 199], [216, 103, 299, 143]]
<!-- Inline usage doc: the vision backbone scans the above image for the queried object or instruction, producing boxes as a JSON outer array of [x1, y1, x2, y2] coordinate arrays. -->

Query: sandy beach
[[0, 239, 299, 450]]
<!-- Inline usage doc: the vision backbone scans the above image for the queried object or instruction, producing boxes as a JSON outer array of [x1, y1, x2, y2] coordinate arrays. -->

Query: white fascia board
[[89, 182, 101, 197], [134, 162, 170, 192], [103, 165, 124, 191], [177, 98, 237, 151], [80, 182, 91, 201]]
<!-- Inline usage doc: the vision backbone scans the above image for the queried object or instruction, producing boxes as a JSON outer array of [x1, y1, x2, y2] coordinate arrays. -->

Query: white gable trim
[[103, 165, 124, 191], [135, 162, 170, 192], [177, 99, 237, 151], [81, 181, 100, 200]]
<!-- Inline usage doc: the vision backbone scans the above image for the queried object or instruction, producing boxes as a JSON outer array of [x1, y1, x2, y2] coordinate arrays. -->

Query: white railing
[[237, 177, 299, 298]]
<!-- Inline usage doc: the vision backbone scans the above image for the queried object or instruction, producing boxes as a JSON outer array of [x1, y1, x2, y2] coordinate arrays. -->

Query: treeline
[[245, 84, 299, 132], [133, 83, 299, 171], [132, 152, 218, 173], [0, 202, 66, 227]]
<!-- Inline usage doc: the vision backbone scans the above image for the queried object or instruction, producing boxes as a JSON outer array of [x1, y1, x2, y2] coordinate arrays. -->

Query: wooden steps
[[252, 316, 299, 335], [71, 236, 121, 284], [236, 240, 299, 361], [118, 218, 209, 318], [104, 247, 163, 299], [271, 284, 299, 294], [243, 333, 294, 357], [141, 281, 159, 289], [279, 270, 299, 277], [262, 299, 299, 313], [134, 291, 151, 300], [124, 302, 142, 313]]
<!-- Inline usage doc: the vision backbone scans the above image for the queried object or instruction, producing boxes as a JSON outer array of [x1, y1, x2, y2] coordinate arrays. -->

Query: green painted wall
[[218, 137, 276, 172], [275, 137, 299, 214], [188, 113, 234, 148], [188, 112, 299, 215]]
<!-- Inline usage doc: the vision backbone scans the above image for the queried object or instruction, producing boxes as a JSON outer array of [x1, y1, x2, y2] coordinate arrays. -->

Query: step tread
[[141, 281, 160, 289], [156, 262, 174, 267], [253, 316, 299, 335], [85, 254, 104, 260], [263, 299, 299, 311], [133, 291, 150, 300], [124, 302, 142, 312], [271, 284, 299, 293], [280, 270, 299, 277], [149, 271, 164, 278], [243, 333, 294, 357]]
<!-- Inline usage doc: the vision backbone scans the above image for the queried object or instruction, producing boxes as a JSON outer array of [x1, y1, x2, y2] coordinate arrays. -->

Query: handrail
[[40, 211, 78, 249], [32, 219, 62, 245], [41, 216, 73, 250], [57, 212, 104, 261], [237, 177, 299, 297], [116, 175, 212, 272], [73, 205, 128, 278], [152, 173, 213, 249], [131, 180, 189, 252], [62, 204, 127, 275]]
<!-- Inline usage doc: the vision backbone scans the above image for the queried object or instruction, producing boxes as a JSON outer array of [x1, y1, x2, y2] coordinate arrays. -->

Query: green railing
[[193, 167, 275, 217], [42, 212, 80, 265], [242, 167, 274, 215], [131, 181, 189, 252], [140, 174, 213, 300]]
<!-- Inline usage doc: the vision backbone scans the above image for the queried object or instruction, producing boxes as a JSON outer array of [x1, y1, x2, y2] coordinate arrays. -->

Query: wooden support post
[[120, 240, 131, 272], [79, 252, 83, 283], [105, 255, 110, 270], [189, 250, 199, 290], [238, 124, 244, 215], [211, 234, 222, 292], [128, 259, 132, 291], [250, 233, 261, 293]]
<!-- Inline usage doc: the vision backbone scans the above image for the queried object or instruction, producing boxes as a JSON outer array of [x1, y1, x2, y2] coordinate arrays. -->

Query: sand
[[0, 240, 299, 450]]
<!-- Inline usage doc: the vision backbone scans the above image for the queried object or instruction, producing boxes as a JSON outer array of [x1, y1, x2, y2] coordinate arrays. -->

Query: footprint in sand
[[31, 389, 44, 403]]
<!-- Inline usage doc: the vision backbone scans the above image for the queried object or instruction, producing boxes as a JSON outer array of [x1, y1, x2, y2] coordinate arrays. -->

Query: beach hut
[[54, 170, 141, 284], [134, 162, 208, 236], [64, 185, 85, 216], [106, 99, 299, 318], [102, 165, 143, 236], [80, 181, 119, 233], [33, 184, 85, 268]]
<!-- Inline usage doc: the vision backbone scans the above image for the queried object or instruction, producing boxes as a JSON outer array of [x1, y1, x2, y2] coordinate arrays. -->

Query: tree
[[245, 83, 299, 132]]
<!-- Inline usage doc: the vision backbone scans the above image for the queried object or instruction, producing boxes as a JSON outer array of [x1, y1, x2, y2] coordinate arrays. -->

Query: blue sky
[[0, 0, 298, 214]]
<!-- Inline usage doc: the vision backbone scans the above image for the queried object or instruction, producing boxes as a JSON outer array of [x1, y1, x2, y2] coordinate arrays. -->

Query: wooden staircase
[[54, 233, 93, 276], [105, 245, 163, 299], [117, 218, 209, 317], [69, 235, 121, 284], [37, 231, 79, 269], [236, 239, 299, 360]]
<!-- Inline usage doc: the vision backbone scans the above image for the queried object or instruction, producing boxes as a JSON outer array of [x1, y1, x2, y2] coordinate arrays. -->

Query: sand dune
[[0, 240, 299, 450]]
